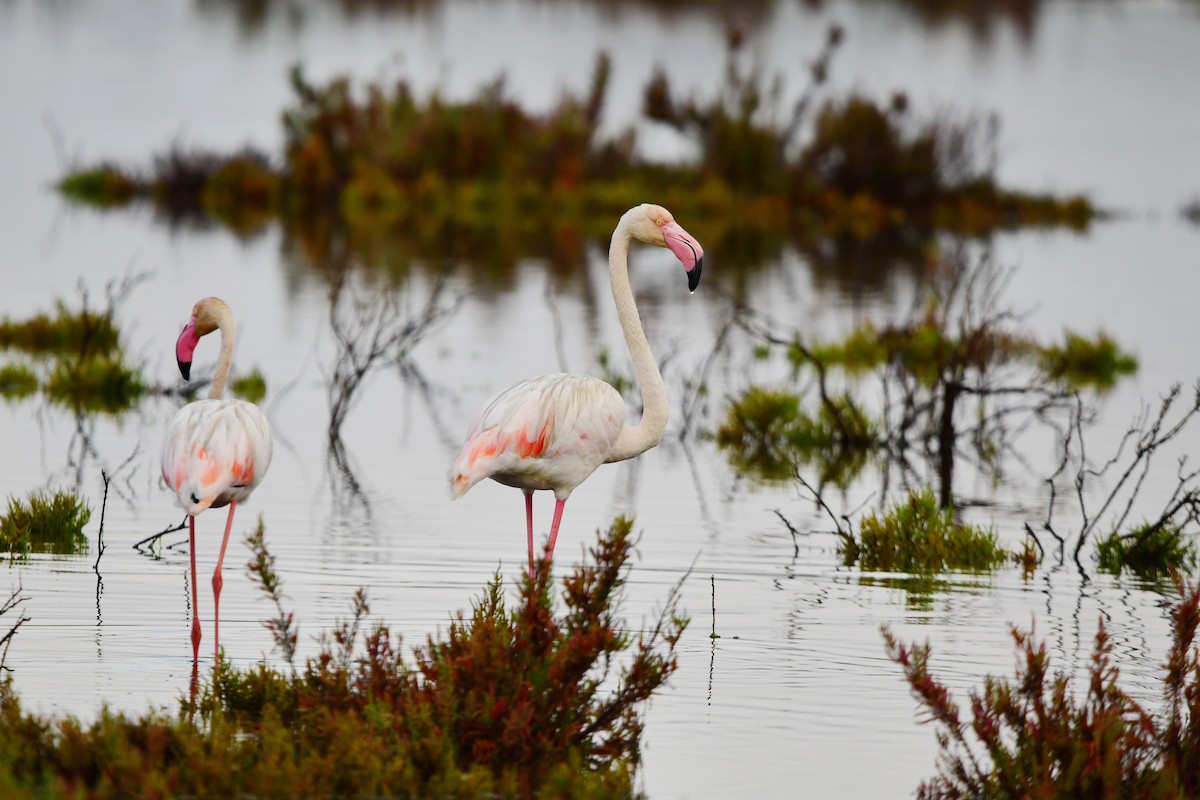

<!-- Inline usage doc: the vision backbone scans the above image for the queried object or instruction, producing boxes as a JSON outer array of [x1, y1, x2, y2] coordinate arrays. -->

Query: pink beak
[[662, 221, 704, 292], [176, 317, 199, 380]]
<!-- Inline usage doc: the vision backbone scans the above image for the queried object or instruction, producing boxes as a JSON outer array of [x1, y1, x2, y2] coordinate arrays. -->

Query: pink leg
[[212, 499, 237, 661], [546, 498, 567, 565], [188, 516, 201, 662], [524, 491, 535, 575]]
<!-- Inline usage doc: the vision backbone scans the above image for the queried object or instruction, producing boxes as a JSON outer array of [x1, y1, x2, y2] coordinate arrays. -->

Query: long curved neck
[[606, 222, 668, 463], [208, 315, 235, 400]]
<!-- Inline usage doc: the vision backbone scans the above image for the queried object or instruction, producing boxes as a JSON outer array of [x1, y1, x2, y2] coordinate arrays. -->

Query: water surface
[[1, 1, 1199, 796]]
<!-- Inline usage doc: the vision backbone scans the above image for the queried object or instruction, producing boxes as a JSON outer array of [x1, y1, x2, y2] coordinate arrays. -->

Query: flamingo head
[[625, 204, 704, 292], [175, 297, 230, 381]]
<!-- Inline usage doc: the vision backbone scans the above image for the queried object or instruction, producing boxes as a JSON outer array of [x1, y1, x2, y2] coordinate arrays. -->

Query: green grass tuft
[[55, 164, 140, 207], [844, 487, 1010, 572], [0, 302, 120, 358], [0, 490, 90, 557], [1095, 524, 1197, 580], [1038, 330, 1138, 389], [230, 368, 268, 404], [0, 364, 38, 401]]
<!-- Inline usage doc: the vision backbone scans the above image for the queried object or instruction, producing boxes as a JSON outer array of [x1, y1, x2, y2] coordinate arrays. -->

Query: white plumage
[[449, 374, 625, 500], [161, 398, 272, 515]]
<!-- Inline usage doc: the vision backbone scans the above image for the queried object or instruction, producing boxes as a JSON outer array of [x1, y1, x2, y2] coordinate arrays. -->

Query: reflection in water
[[191, 0, 1041, 43], [723, 247, 1109, 517], [324, 264, 463, 521], [0, 584, 31, 672]]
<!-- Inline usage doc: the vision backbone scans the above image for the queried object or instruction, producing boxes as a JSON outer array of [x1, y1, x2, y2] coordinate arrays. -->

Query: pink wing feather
[[448, 374, 627, 499]]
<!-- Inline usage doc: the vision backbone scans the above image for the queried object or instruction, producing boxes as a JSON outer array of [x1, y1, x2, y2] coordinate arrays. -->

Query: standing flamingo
[[448, 203, 703, 571], [161, 297, 272, 662]]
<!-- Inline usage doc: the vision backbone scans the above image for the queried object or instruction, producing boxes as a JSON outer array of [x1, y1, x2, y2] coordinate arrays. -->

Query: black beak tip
[[177, 359, 191, 381], [687, 257, 703, 293]]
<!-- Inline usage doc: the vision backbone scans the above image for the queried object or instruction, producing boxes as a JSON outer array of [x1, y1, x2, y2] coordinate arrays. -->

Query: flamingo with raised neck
[[447, 203, 704, 571], [161, 297, 272, 662]]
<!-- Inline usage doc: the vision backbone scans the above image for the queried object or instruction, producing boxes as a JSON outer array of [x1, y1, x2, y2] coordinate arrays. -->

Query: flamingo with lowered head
[[161, 297, 272, 662], [448, 203, 703, 571]]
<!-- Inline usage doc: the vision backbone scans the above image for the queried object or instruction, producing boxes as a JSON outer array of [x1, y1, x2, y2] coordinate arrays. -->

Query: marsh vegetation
[[0, 520, 685, 798], [57, 30, 1094, 281]]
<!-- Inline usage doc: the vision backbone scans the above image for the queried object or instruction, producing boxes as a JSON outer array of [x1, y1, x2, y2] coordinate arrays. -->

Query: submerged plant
[[884, 573, 1200, 798], [843, 488, 1010, 572], [1095, 524, 1197, 580], [0, 490, 91, 557], [0, 519, 686, 796]]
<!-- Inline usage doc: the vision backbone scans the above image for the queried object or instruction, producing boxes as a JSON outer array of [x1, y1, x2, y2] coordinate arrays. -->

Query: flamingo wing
[[448, 374, 627, 499], [161, 399, 272, 515]]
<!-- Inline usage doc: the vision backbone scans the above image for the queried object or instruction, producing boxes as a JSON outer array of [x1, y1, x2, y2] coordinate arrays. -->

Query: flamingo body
[[161, 398, 272, 515], [448, 204, 704, 571], [449, 374, 626, 500]]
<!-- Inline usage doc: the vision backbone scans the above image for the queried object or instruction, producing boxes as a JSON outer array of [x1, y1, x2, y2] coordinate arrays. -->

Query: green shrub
[[844, 488, 1010, 572], [884, 573, 1200, 798], [1095, 524, 1197, 580], [0, 490, 90, 557]]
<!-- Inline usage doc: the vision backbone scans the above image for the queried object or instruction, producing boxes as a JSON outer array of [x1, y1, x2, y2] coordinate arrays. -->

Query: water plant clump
[[841, 487, 1011, 572], [0, 292, 151, 416], [731, 253, 1139, 513], [0, 518, 686, 796], [43, 354, 149, 415], [0, 490, 91, 557], [0, 302, 120, 357], [884, 573, 1200, 798], [1181, 196, 1200, 226], [1037, 329, 1138, 390], [230, 368, 268, 403], [714, 384, 878, 487], [55, 33, 1097, 275], [0, 364, 38, 401], [1095, 524, 1198, 580]]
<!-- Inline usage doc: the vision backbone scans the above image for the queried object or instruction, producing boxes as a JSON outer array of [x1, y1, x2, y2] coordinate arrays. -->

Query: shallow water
[[1, 0, 1200, 797]]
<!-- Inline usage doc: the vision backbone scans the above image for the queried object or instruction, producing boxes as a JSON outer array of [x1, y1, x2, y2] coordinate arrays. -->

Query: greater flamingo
[[161, 297, 272, 662], [448, 203, 703, 571]]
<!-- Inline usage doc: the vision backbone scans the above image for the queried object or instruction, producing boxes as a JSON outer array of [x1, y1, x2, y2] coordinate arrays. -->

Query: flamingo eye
[[190, 493, 199, 504]]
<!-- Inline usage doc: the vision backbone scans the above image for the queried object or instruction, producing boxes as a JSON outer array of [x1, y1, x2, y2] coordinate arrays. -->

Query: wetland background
[[2, 0, 1200, 796]]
